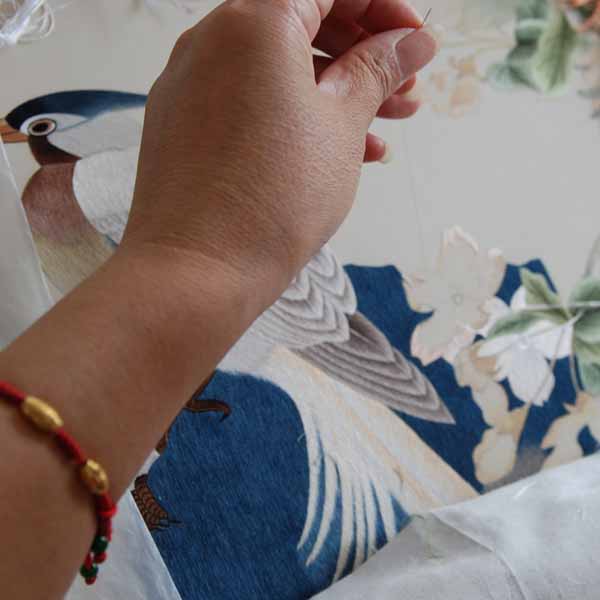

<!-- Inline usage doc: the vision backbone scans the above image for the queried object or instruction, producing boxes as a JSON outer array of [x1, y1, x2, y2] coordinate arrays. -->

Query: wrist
[[112, 242, 271, 334], [116, 230, 294, 328], [1, 244, 272, 496]]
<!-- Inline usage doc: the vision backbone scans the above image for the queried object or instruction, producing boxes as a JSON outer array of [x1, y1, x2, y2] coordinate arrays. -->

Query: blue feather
[[6, 90, 147, 129]]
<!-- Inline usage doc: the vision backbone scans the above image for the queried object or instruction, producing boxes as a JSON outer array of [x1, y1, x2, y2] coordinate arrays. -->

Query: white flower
[[455, 343, 509, 425], [472, 406, 529, 486], [405, 227, 506, 366], [473, 429, 518, 485], [427, 55, 483, 118], [479, 287, 573, 406], [455, 343, 530, 485]]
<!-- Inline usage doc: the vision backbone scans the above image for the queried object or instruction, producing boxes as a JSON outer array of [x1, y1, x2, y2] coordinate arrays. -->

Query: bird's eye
[[27, 118, 57, 137]]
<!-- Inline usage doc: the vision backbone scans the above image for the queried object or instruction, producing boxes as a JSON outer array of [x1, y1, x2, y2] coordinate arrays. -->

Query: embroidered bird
[[1, 91, 147, 295], [3, 90, 461, 578], [2, 89, 452, 423]]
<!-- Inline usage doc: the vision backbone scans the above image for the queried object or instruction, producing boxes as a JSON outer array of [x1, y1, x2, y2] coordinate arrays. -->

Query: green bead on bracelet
[[80, 563, 99, 579], [92, 535, 109, 554]]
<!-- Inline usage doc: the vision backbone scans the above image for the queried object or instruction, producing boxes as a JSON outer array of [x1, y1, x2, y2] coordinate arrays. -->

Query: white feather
[[72, 146, 138, 244], [247, 347, 476, 580], [50, 112, 142, 159]]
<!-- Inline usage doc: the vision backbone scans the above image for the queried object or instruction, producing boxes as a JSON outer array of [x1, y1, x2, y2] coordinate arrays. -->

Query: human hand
[[124, 0, 441, 312]]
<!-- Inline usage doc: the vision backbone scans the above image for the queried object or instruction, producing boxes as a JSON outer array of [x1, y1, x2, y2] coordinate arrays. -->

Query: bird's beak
[[0, 119, 28, 143]]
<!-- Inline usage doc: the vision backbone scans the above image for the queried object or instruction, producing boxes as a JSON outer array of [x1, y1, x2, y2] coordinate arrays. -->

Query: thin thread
[[144, 0, 199, 12], [569, 350, 582, 395], [520, 301, 600, 311], [400, 127, 427, 267], [584, 234, 600, 278]]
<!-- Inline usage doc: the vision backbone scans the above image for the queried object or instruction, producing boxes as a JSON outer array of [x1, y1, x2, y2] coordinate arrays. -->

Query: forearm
[[0, 247, 261, 599]]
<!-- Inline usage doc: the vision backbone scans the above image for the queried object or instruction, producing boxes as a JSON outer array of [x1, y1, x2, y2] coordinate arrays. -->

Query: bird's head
[[1, 90, 147, 160]]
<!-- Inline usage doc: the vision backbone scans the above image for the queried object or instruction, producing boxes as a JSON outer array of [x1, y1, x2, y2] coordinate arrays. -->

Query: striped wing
[[256, 246, 453, 424], [298, 312, 454, 424]]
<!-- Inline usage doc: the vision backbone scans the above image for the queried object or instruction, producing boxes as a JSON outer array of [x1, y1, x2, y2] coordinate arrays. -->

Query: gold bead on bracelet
[[21, 396, 64, 433]]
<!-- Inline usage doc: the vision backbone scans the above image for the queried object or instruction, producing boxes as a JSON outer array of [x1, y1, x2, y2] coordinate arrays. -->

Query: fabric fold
[[0, 137, 52, 347], [316, 454, 600, 599]]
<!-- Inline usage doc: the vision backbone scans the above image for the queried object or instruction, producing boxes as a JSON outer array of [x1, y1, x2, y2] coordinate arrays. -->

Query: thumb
[[319, 25, 442, 119]]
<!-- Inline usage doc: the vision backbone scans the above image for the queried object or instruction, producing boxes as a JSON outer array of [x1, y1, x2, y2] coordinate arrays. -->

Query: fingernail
[[404, 81, 423, 103], [422, 23, 445, 49], [408, 4, 425, 23], [379, 143, 394, 164]]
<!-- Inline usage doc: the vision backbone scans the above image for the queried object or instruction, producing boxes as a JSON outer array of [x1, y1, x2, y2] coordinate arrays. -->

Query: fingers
[[377, 84, 421, 118], [364, 133, 392, 163], [397, 75, 416, 94], [313, 54, 333, 78], [315, 56, 416, 91], [314, 57, 421, 119], [313, 15, 368, 58], [329, 0, 423, 32], [319, 25, 440, 118], [290, 0, 423, 39]]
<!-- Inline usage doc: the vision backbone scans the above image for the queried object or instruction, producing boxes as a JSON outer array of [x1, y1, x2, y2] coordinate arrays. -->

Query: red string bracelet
[[0, 381, 117, 586]]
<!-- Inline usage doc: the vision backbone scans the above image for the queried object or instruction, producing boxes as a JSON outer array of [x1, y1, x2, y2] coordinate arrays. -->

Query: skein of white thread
[[0, 0, 203, 50], [0, 0, 54, 48]]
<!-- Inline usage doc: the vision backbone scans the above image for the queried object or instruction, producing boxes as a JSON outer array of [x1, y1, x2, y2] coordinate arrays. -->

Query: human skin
[[0, 1, 440, 597]]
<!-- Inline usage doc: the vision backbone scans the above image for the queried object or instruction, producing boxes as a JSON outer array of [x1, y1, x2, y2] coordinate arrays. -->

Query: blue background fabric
[[147, 262, 587, 599]]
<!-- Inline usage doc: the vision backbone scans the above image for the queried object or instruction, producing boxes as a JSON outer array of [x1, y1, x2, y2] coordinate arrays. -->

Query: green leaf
[[487, 310, 545, 339], [496, 2, 578, 94], [575, 311, 600, 344], [520, 268, 569, 322], [515, 18, 546, 43], [528, 8, 577, 93], [487, 63, 525, 90], [579, 361, 600, 395], [516, 0, 548, 21], [570, 277, 600, 305], [506, 45, 541, 91], [575, 338, 600, 364], [570, 278, 600, 343]]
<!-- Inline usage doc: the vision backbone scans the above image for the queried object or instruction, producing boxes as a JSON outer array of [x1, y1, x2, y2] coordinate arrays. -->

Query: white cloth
[[65, 494, 182, 600], [315, 454, 600, 599], [0, 137, 51, 345]]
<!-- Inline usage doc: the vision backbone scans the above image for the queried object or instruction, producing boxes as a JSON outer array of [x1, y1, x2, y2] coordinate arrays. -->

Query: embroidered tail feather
[[297, 312, 454, 424]]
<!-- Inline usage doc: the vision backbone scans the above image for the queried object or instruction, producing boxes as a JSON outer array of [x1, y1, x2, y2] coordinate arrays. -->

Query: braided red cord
[[0, 381, 25, 406], [55, 428, 87, 465], [0, 382, 116, 585]]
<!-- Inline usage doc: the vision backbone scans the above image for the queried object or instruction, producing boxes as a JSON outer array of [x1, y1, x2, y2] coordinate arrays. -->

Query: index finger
[[265, 0, 422, 45], [329, 0, 423, 33]]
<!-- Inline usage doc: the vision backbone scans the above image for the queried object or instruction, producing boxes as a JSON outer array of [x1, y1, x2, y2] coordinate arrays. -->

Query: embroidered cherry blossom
[[479, 287, 573, 406], [472, 406, 529, 487], [455, 343, 509, 426], [455, 343, 529, 486], [427, 55, 483, 118], [480, 294, 572, 406], [405, 227, 506, 366]]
